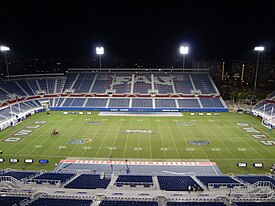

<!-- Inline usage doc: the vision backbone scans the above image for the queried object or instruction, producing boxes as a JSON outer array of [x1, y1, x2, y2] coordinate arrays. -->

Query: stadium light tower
[[96, 46, 104, 69], [0, 46, 10, 76], [253, 46, 264, 91], [180, 46, 189, 69]]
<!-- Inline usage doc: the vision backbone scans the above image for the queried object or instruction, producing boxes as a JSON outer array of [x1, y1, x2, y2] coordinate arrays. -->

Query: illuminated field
[[0, 111, 274, 174]]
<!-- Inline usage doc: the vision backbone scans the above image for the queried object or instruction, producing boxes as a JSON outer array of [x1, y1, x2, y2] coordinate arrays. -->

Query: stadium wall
[[50, 107, 228, 112]]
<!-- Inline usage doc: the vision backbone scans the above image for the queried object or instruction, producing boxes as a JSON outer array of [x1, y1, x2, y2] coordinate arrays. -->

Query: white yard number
[[260, 140, 275, 146], [211, 148, 221, 151]]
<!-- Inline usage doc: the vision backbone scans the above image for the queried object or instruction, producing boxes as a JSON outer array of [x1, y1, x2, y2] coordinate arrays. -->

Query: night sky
[[1, 1, 274, 63]]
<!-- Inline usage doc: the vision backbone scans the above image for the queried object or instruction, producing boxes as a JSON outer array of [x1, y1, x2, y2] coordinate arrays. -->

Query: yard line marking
[[80, 114, 105, 158], [14, 113, 65, 156], [204, 119, 240, 159], [223, 118, 267, 159], [156, 119, 167, 159], [187, 119, 211, 160], [122, 117, 132, 159], [41, 112, 84, 157], [107, 118, 123, 158], [94, 117, 115, 158], [175, 118, 195, 159], [165, 118, 181, 159]]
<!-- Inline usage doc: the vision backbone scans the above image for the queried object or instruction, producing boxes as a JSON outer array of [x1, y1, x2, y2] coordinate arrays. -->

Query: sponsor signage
[[253, 163, 263, 168], [39, 159, 49, 164], [60, 159, 217, 166], [237, 162, 247, 167], [24, 159, 34, 163], [9, 158, 19, 163]]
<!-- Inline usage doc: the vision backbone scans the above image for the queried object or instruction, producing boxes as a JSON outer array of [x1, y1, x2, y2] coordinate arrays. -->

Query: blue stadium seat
[[64, 174, 111, 189], [157, 176, 202, 191]]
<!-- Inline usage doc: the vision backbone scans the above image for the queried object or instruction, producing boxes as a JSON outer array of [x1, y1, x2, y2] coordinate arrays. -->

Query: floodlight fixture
[[0, 45, 10, 76], [96, 47, 104, 55], [96, 47, 104, 69], [180, 46, 189, 55], [179, 46, 189, 69], [253, 46, 264, 91], [0, 46, 10, 51], [254, 46, 264, 51]]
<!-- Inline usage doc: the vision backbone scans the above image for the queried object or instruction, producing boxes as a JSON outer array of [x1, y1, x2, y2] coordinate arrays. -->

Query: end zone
[[56, 159, 221, 175]]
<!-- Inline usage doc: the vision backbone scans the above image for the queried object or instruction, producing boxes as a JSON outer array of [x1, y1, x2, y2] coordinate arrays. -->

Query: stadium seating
[[191, 73, 217, 94], [85, 98, 108, 107], [157, 176, 202, 191], [200, 98, 224, 108], [109, 98, 130, 108], [236, 175, 275, 185], [31, 172, 75, 184], [167, 202, 226, 206], [132, 99, 152, 108], [196, 175, 241, 188], [0, 171, 38, 180], [0, 196, 30, 206], [0, 171, 274, 204], [28, 198, 93, 206], [115, 175, 153, 187], [64, 174, 111, 189], [0, 71, 227, 111], [233, 203, 275, 206], [155, 99, 176, 108], [178, 99, 200, 108], [173, 74, 194, 94]]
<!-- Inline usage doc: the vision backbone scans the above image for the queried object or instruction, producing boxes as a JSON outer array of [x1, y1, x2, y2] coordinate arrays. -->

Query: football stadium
[[0, 68, 274, 205]]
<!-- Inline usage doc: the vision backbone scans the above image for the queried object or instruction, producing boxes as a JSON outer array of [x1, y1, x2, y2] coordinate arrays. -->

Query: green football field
[[0, 111, 274, 174]]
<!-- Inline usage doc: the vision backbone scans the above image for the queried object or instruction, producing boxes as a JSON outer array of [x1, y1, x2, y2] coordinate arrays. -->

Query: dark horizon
[[1, 1, 275, 63]]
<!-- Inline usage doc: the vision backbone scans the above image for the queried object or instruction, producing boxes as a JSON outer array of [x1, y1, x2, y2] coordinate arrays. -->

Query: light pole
[[180, 46, 189, 69], [96, 47, 104, 69], [0, 46, 10, 76], [253, 46, 264, 91]]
